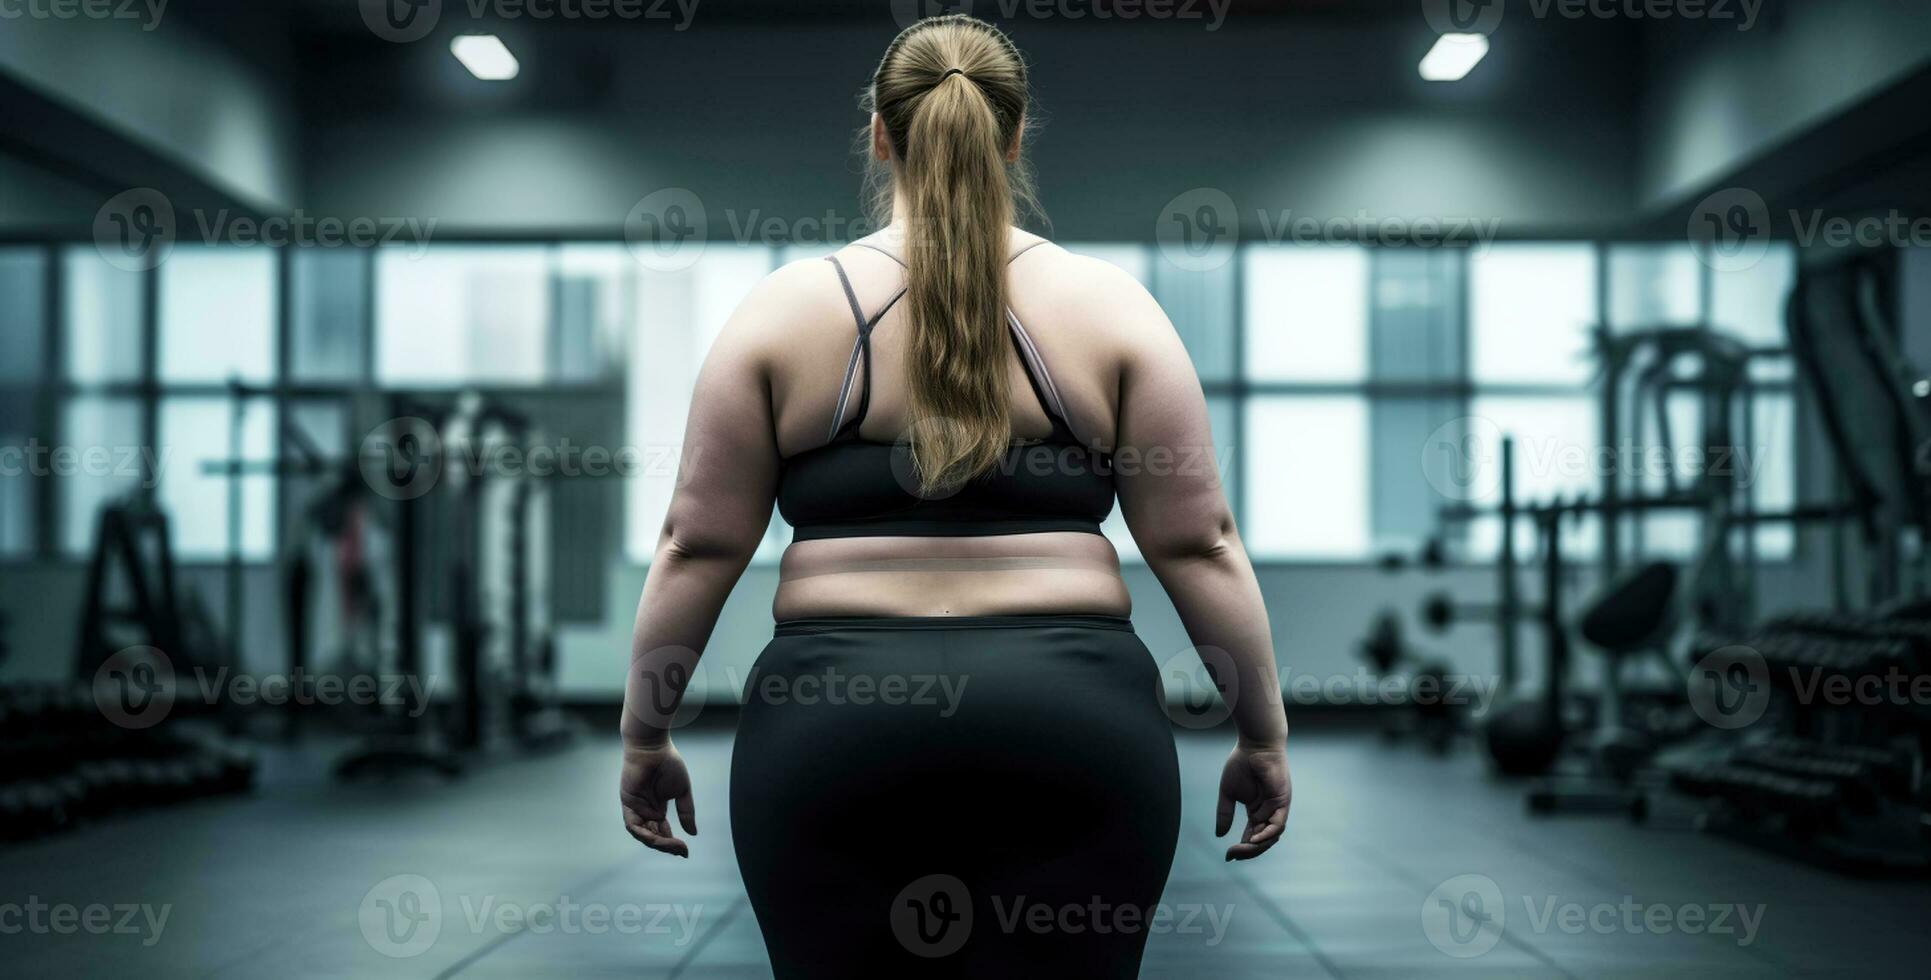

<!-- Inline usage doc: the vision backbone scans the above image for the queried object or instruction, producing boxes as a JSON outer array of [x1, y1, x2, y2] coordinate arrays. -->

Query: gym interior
[[5, 0, 1931, 976]]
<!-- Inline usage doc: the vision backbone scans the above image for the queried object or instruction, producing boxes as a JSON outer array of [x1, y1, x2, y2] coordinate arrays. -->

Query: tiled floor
[[3, 728, 1928, 977]]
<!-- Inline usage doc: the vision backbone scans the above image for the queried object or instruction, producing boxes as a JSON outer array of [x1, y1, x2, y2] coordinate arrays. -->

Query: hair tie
[[940, 67, 968, 82]]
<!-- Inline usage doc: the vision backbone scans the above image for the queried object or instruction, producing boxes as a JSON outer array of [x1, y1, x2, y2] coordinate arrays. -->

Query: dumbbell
[[130, 759, 177, 805], [0, 781, 69, 840], [0, 786, 33, 839], [1420, 592, 1522, 634], [1766, 738, 1916, 800], [70, 761, 128, 820], [94, 759, 139, 812], [1379, 538, 1451, 575], [1418, 537, 1448, 570], [1733, 748, 1879, 813]]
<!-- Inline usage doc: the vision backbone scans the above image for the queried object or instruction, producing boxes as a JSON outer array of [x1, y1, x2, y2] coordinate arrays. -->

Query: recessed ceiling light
[[1420, 33, 1489, 82], [451, 34, 519, 81]]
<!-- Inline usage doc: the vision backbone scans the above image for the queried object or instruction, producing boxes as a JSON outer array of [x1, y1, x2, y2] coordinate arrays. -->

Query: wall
[[0, 9, 298, 217], [1637, 0, 1931, 211], [0, 152, 102, 227], [302, 17, 1638, 239]]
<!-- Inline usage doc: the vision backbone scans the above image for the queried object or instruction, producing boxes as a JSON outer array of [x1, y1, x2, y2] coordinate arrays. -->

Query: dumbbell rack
[[0, 683, 257, 844], [1644, 616, 1931, 874]]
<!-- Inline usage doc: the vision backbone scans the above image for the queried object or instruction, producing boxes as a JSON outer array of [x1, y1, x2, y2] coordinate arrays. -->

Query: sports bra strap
[[825, 255, 868, 330], [851, 240, 906, 267], [823, 241, 1076, 445], [848, 237, 1049, 267], [825, 255, 908, 442], [825, 256, 868, 441], [1007, 238, 1048, 264], [1007, 309, 1078, 443]]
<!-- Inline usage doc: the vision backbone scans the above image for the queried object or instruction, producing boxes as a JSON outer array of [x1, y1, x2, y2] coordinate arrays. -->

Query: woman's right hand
[[1216, 742, 1291, 861], [620, 741, 698, 858]]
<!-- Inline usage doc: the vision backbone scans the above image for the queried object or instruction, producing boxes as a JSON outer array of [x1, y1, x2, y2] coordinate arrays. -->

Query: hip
[[736, 615, 1172, 748]]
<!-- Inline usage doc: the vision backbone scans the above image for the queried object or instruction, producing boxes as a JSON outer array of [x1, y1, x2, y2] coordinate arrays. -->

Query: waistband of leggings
[[774, 615, 1134, 636]]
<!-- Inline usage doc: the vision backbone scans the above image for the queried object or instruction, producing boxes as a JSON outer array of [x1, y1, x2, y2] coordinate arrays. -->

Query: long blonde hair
[[865, 15, 1041, 495]]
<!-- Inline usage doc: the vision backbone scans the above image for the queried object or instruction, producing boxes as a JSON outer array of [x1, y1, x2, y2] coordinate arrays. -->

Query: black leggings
[[730, 615, 1182, 978]]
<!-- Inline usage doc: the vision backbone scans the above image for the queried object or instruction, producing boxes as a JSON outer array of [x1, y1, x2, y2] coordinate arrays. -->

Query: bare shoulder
[[1009, 239, 1177, 358], [712, 253, 852, 364]]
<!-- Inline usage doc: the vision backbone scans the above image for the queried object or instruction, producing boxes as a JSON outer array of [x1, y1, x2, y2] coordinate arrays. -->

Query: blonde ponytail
[[866, 15, 1038, 495]]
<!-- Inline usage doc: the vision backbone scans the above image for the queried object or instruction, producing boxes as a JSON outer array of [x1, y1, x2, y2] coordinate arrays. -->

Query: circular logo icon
[[1421, 415, 1505, 503], [1158, 646, 1237, 730], [890, 874, 972, 958], [360, 417, 443, 501], [1422, 0, 1505, 35], [624, 188, 708, 273], [632, 646, 709, 730], [1155, 188, 1238, 272], [1422, 873, 1505, 958], [1688, 187, 1772, 273], [359, 0, 442, 42], [93, 188, 176, 272], [93, 645, 177, 730], [889, 0, 975, 30], [1687, 644, 1770, 730], [359, 874, 443, 958]]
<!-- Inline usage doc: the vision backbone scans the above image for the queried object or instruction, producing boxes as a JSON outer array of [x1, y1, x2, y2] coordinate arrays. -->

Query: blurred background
[[3, 0, 1931, 976]]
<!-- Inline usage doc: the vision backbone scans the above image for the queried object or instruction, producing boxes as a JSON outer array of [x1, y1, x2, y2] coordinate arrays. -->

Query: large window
[[1464, 244, 1602, 558], [157, 246, 280, 559], [1231, 240, 1796, 562], [1, 237, 1806, 575], [1240, 245, 1372, 556], [624, 244, 777, 562], [376, 246, 550, 385]]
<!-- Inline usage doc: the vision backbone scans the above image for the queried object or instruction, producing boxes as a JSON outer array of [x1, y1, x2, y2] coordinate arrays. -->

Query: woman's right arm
[[618, 268, 794, 858], [1102, 264, 1292, 862]]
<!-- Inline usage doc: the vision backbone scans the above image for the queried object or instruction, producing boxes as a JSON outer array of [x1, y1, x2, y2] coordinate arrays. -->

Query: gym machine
[[1639, 244, 1931, 871], [330, 392, 575, 780], [0, 493, 260, 843], [1420, 323, 1865, 801], [201, 386, 581, 778], [1356, 609, 1460, 753]]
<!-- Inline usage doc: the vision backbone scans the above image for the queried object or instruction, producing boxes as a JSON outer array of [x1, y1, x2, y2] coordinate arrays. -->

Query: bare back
[[770, 230, 1127, 618], [657, 225, 1233, 623]]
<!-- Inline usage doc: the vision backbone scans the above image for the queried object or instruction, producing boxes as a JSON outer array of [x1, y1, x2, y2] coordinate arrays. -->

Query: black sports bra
[[776, 240, 1116, 542]]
